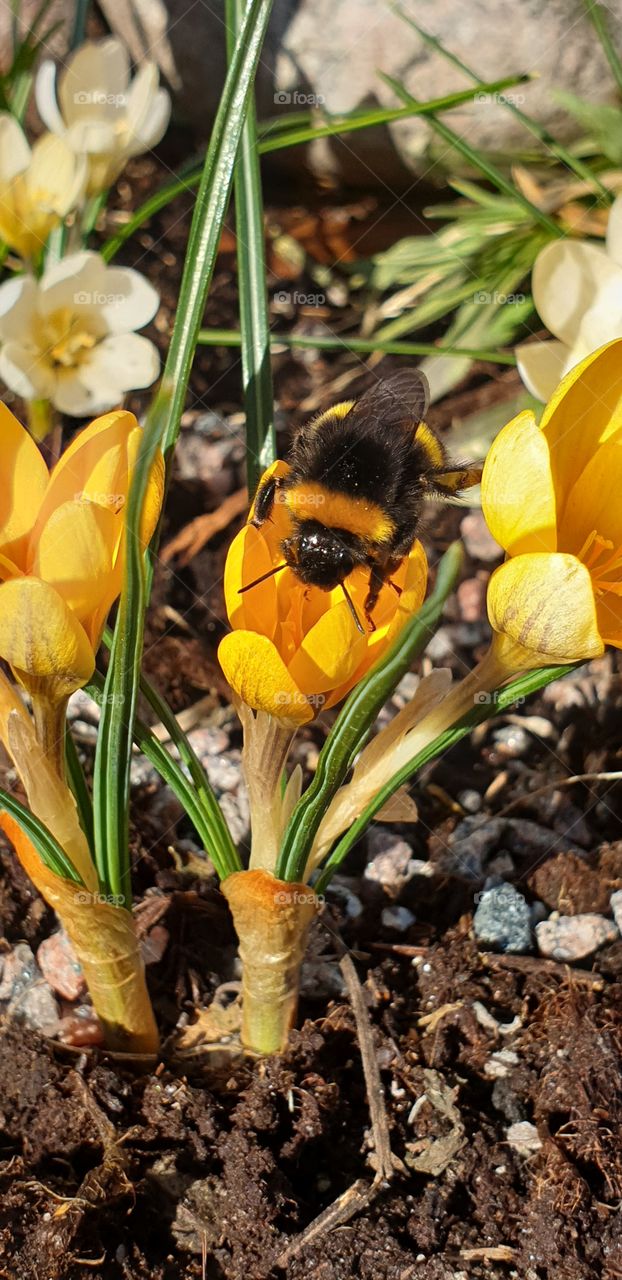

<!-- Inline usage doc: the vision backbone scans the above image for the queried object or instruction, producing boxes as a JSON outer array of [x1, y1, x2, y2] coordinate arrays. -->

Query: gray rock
[[610, 890, 622, 934], [457, 789, 482, 814], [473, 882, 532, 954], [93, 0, 622, 188], [381, 905, 416, 932], [536, 913, 619, 962], [364, 830, 417, 898], [505, 1121, 542, 1155], [0, 943, 60, 1036]]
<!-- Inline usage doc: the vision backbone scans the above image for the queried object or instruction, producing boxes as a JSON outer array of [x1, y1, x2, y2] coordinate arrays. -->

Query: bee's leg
[[250, 475, 282, 527], [387, 579, 402, 597], [364, 566, 389, 631]]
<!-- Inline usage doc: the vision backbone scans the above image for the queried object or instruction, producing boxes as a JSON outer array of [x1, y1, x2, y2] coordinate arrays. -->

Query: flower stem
[[27, 398, 53, 442], [0, 811, 159, 1055], [32, 695, 68, 783], [222, 868, 318, 1054]]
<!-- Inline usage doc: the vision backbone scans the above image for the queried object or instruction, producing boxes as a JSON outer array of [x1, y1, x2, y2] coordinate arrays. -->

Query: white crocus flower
[[0, 113, 87, 260], [516, 195, 622, 402], [35, 38, 171, 195], [0, 250, 160, 416]]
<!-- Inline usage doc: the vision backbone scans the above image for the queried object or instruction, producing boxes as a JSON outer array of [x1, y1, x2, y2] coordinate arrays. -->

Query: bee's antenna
[[239, 563, 288, 594], [341, 581, 365, 634]]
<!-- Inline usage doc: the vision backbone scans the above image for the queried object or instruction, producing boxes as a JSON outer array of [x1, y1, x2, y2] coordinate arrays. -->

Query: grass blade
[[100, 75, 532, 265], [65, 730, 94, 852], [197, 326, 516, 364], [0, 787, 83, 884], [380, 72, 562, 238], [583, 0, 622, 97], [276, 542, 464, 883], [92, 390, 171, 906], [226, 0, 275, 493], [314, 664, 577, 894], [159, 0, 274, 471]]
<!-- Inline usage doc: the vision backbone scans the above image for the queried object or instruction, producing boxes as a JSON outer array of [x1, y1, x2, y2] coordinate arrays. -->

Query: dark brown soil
[[2, 139, 622, 1280]]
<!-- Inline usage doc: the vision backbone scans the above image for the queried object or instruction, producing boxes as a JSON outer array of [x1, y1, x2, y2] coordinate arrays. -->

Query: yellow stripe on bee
[[416, 421, 445, 468], [285, 482, 396, 542], [309, 400, 355, 429]]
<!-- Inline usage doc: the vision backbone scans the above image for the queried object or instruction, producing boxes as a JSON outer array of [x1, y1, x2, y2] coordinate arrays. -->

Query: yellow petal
[[386, 540, 428, 642], [558, 437, 622, 555], [287, 600, 368, 696], [224, 523, 280, 639], [596, 592, 622, 648], [481, 410, 557, 555], [540, 339, 622, 497], [33, 498, 117, 623], [0, 401, 49, 566], [487, 552, 604, 663], [218, 631, 313, 725], [126, 427, 165, 548], [0, 577, 95, 698], [38, 410, 137, 532]]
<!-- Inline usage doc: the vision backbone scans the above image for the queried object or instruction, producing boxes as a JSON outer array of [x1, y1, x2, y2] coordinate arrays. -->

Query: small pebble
[[535, 913, 618, 961], [381, 905, 416, 932], [58, 1005, 105, 1047], [0, 942, 39, 1000], [473, 882, 532, 954], [610, 890, 622, 934], [364, 832, 414, 897], [37, 931, 86, 1001], [505, 1121, 542, 1155], [460, 510, 502, 562], [458, 789, 482, 814], [457, 575, 488, 621], [484, 1048, 519, 1079], [492, 725, 531, 759]]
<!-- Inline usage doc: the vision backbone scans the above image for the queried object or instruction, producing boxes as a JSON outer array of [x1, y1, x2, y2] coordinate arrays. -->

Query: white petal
[[52, 369, 106, 416], [126, 87, 171, 156], [34, 60, 66, 135], [606, 194, 622, 268], [572, 277, 622, 353], [96, 266, 159, 332], [515, 339, 569, 402], [532, 239, 620, 347], [79, 333, 160, 398], [66, 117, 119, 157], [0, 274, 38, 341], [0, 112, 30, 182], [59, 39, 130, 127], [38, 251, 106, 315], [0, 341, 54, 400], [124, 63, 158, 131]]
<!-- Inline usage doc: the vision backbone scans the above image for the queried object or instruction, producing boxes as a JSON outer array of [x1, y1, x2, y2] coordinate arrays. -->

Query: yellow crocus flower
[[0, 113, 87, 260], [218, 461, 428, 726], [0, 403, 163, 716], [482, 338, 622, 667]]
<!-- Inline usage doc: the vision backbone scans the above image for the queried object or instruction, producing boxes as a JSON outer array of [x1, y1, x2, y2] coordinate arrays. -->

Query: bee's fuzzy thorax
[[284, 481, 396, 544]]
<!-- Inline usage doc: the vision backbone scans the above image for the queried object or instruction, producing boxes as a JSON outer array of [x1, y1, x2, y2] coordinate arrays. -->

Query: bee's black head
[[284, 521, 362, 590]]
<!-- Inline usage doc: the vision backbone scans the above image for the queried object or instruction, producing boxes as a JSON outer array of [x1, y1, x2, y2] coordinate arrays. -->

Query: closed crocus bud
[[0, 403, 163, 762]]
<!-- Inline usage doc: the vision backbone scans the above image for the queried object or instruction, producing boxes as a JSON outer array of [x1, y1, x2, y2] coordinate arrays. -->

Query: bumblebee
[[242, 371, 482, 631]]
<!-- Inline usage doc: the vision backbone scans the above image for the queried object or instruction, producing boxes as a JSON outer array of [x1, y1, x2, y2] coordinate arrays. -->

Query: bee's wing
[[353, 370, 430, 429]]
